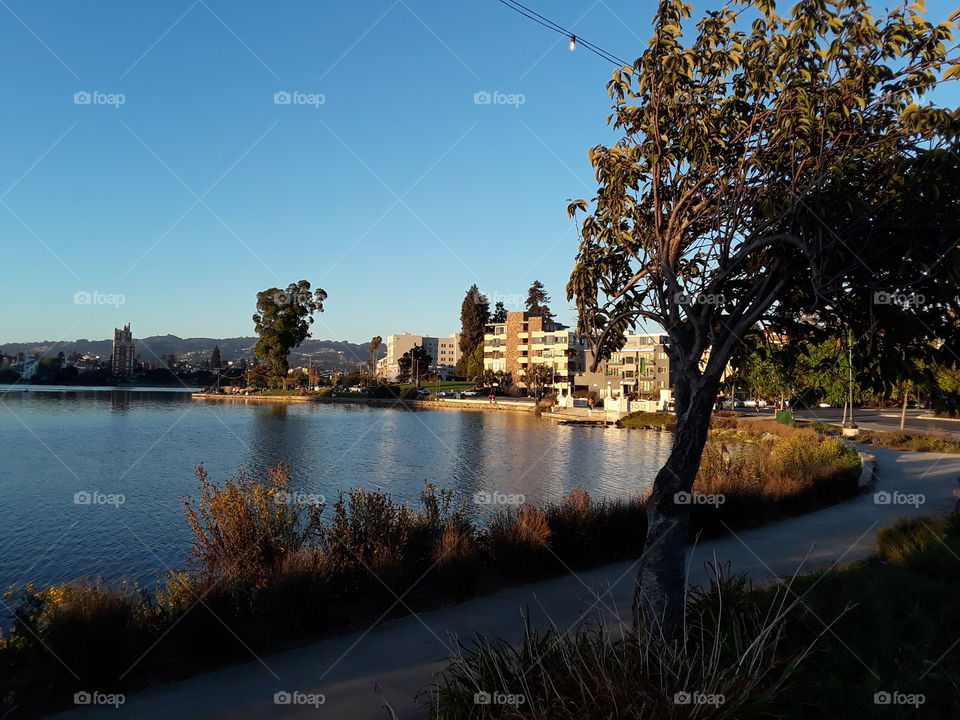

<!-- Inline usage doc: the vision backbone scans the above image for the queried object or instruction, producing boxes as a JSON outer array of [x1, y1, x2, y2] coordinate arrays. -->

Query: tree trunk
[[633, 373, 719, 636]]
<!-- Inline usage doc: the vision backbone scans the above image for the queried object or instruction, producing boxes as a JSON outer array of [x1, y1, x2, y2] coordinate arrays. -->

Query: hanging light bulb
[[569, 34, 576, 52]]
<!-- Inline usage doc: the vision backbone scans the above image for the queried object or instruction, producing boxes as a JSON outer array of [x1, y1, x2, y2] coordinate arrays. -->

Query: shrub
[[182, 463, 326, 587], [489, 506, 552, 579], [14, 580, 143, 690]]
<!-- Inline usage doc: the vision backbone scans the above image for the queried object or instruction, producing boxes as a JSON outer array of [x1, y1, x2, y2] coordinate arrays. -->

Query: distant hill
[[0, 336, 383, 371]]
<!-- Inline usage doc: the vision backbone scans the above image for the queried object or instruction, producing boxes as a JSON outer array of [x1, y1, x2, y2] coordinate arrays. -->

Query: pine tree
[[491, 301, 507, 323], [525, 280, 553, 319], [458, 285, 489, 374], [210, 345, 221, 370]]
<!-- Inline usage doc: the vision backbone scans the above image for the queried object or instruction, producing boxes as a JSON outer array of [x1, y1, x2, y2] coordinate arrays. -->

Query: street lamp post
[[843, 325, 858, 435]]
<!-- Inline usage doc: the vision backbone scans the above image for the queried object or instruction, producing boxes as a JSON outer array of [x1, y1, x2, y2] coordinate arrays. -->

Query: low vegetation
[[0, 422, 862, 716], [618, 411, 676, 428], [856, 428, 960, 454], [433, 516, 960, 719]]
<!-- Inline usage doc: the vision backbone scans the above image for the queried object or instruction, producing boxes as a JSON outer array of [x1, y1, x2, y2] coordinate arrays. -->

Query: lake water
[[0, 387, 671, 598]]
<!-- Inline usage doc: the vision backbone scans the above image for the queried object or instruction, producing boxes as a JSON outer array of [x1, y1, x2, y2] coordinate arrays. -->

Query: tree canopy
[[252, 281, 327, 382], [566, 0, 960, 633], [525, 280, 554, 319], [458, 285, 489, 374]]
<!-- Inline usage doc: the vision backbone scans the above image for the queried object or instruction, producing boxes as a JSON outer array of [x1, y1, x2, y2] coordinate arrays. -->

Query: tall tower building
[[111, 323, 136, 375]]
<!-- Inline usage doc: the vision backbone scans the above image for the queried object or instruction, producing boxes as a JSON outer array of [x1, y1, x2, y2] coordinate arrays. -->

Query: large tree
[[458, 285, 490, 375], [252, 281, 327, 384], [210, 345, 221, 371], [525, 280, 554, 319], [491, 301, 508, 323], [567, 0, 960, 634], [520, 363, 556, 399], [398, 345, 432, 384]]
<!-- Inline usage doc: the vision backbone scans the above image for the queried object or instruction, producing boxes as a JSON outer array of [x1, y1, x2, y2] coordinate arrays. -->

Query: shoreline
[[191, 392, 540, 413]]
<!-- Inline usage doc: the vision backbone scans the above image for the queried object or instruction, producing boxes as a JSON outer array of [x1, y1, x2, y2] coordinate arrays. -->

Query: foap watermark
[[74, 691, 125, 708], [674, 491, 725, 507], [274, 491, 325, 506], [273, 289, 315, 306], [74, 90, 125, 108], [873, 291, 925, 308], [674, 691, 725, 706], [874, 490, 924, 508], [74, 490, 125, 508], [474, 691, 526, 707], [74, 290, 125, 308], [273, 90, 326, 108], [473, 90, 525, 108], [675, 291, 725, 306], [273, 690, 325, 708], [874, 690, 925, 708], [474, 490, 525, 506], [486, 291, 525, 309], [671, 90, 716, 105]]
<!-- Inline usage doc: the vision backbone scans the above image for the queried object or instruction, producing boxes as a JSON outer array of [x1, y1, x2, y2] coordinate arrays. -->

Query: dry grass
[[857, 429, 960, 454], [432, 568, 824, 719]]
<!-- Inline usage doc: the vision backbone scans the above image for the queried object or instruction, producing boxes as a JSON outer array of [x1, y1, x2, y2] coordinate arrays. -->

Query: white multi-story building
[[377, 332, 461, 381]]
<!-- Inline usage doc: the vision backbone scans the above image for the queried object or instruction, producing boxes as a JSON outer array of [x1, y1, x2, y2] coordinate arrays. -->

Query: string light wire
[[493, 0, 632, 67]]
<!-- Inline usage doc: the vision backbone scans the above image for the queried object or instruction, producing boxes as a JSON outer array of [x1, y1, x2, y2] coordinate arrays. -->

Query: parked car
[[415, 387, 431, 396], [461, 389, 482, 397]]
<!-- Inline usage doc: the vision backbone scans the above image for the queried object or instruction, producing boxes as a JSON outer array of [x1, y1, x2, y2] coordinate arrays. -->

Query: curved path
[[51, 446, 960, 719]]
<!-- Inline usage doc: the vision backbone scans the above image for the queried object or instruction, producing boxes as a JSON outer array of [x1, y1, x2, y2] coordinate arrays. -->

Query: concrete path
[[51, 447, 960, 720]]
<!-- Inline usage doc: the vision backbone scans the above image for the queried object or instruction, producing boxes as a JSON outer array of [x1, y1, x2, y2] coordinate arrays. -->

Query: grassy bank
[[0, 425, 861, 717], [433, 514, 960, 719], [618, 411, 676, 428]]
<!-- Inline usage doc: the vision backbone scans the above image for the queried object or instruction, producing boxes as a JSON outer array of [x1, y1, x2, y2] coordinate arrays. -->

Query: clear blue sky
[[2, 1, 957, 344]]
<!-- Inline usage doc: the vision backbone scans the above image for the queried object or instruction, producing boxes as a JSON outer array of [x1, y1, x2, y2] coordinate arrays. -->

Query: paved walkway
[[52, 447, 960, 720]]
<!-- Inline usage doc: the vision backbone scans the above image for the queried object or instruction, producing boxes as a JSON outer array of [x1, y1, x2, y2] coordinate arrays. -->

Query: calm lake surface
[[0, 387, 671, 597]]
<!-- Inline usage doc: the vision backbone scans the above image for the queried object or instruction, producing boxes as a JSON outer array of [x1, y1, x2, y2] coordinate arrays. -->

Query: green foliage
[[566, 0, 960, 384], [491, 300, 507, 323], [397, 344, 432, 383], [465, 343, 484, 379], [458, 285, 489, 370], [519, 363, 556, 397], [251, 281, 326, 379]]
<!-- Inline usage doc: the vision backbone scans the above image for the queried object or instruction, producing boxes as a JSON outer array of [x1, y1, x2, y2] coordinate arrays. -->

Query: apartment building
[[483, 312, 587, 393], [111, 323, 136, 376], [605, 334, 673, 396], [377, 332, 461, 381]]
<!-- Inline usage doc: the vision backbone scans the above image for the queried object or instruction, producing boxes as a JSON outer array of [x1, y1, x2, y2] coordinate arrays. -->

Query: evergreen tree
[[525, 280, 553, 319], [210, 345, 221, 370], [491, 301, 507, 323], [458, 285, 489, 374]]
